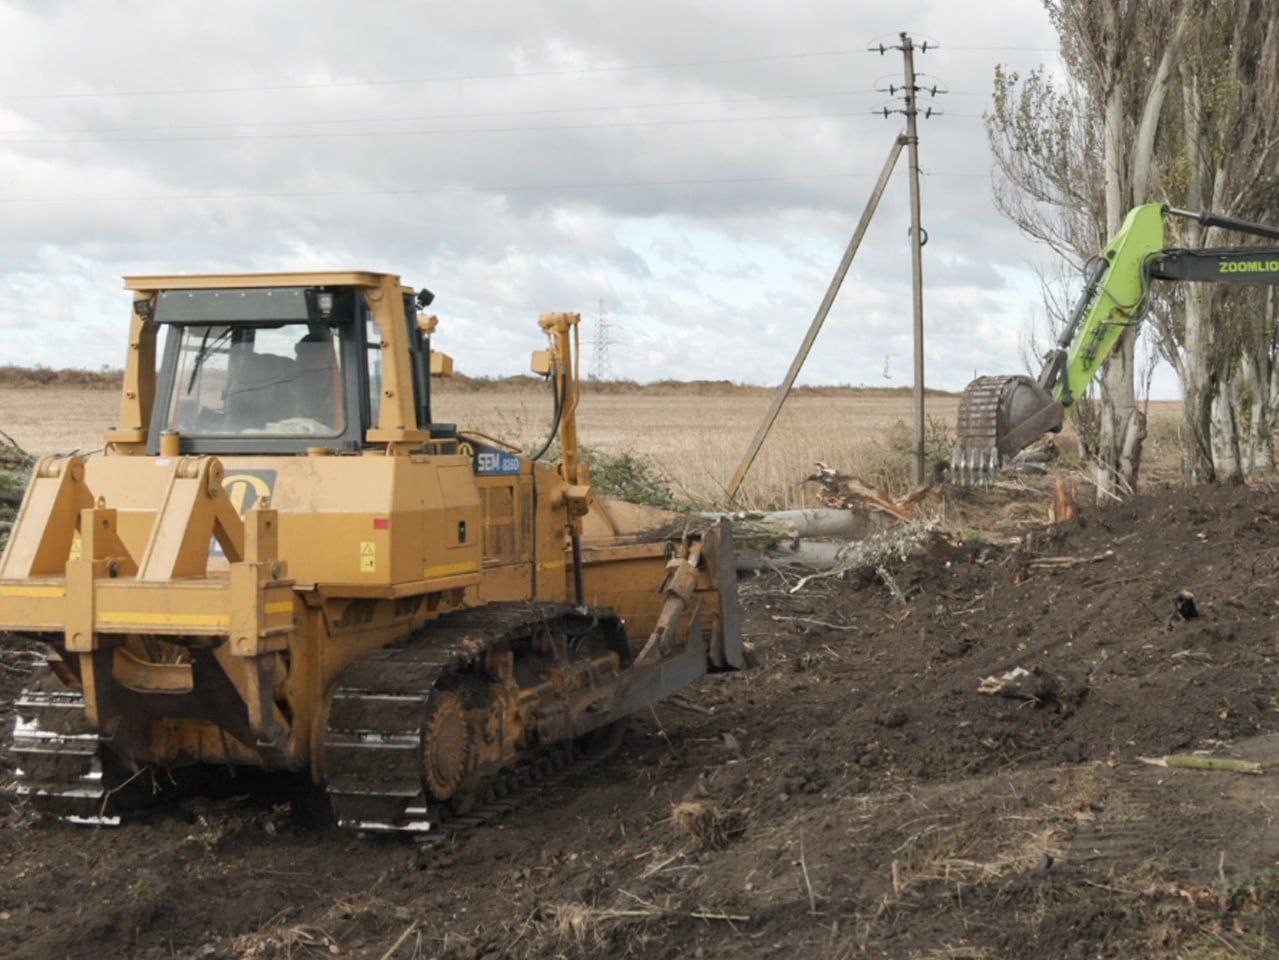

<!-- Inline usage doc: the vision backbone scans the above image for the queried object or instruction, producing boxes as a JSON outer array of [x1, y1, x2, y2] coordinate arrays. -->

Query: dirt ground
[[4, 480, 1279, 959]]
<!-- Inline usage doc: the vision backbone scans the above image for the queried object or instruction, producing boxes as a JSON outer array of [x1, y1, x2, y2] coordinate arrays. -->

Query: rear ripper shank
[[0, 272, 743, 831]]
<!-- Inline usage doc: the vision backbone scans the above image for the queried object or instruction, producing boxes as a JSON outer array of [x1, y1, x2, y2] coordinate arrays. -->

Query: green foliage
[[581, 447, 684, 512], [872, 415, 954, 488], [0, 442, 34, 552], [1225, 869, 1279, 911], [528, 440, 686, 512]]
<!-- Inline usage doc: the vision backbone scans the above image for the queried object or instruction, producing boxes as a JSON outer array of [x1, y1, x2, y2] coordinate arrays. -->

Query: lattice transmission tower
[[589, 299, 620, 381]]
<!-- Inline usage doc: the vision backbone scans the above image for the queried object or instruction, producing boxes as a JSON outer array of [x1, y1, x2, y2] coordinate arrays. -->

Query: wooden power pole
[[722, 31, 943, 502], [899, 32, 928, 485]]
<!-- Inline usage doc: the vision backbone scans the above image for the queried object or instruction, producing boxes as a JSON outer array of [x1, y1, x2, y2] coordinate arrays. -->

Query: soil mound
[[3, 482, 1279, 959]]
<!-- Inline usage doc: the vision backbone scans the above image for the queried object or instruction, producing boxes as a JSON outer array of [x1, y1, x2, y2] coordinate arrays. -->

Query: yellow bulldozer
[[0, 271, 742, 832]]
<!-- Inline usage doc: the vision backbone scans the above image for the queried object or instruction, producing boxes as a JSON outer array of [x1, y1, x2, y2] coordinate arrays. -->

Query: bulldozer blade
[[952, 375, 1064, 485]]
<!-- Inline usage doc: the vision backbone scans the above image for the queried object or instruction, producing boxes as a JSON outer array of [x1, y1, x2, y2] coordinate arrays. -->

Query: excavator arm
[[953, 203, 1279, 482]]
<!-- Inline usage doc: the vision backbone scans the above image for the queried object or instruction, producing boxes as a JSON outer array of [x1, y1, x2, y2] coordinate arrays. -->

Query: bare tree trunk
[[1096, 334, 1146, 496], [1239, 345, 1275, 472], [1211, 382, 1244, 481], [1093, 90, 1142, 498], [1253, 287, 1278, 472], [1180, 282, 1217, 481], [1091, 2, 1189, 499], [1269, 351, 1279, 470], [1095, 60, 1137, 498], [1238, 291, 1279, 475]]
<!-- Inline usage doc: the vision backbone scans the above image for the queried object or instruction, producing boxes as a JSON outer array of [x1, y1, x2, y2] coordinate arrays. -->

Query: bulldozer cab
[[113, 272, 437, 458]]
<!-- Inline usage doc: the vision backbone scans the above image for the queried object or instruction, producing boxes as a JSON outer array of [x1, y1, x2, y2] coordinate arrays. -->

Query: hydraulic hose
[[529, 367, 563, 462], [570, 529, 585, 607]]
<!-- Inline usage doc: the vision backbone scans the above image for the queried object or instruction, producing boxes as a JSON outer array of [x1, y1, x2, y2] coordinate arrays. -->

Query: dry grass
[[435, 390, 1184, 509], [0, 365, 121, 389], [0, 386, 119, 456], [435, 389, 963, 509], [671, 799, 740, 850], [540, 902, 666, 958], [231, 924, 342, 959], [0, 382, 1186, 510]]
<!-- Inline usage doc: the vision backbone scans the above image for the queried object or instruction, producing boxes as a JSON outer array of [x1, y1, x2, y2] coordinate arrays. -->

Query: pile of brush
[[0, 432, 34, 552]]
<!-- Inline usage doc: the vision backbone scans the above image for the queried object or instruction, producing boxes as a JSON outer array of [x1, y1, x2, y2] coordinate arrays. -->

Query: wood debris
[[1050, 479, 1079, 523], [1137, 755, 1263, 775], [1025, 550, 1113, 570], [805, 462, 930, 522]]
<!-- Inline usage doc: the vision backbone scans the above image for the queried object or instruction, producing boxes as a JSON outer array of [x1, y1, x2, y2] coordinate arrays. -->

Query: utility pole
[[900, 32, 927, 485], [873, 31, 939, 484], [722, 32, 944, 503]]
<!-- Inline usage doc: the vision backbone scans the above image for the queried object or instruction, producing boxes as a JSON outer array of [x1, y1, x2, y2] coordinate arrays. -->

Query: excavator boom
[[953, 203, 1279, 482]]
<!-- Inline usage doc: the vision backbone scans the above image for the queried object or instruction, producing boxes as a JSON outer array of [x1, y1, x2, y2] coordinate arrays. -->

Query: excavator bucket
[[952, 375, 1064, 484]]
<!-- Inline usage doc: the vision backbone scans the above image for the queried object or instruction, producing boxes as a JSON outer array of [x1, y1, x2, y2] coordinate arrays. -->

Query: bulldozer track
[[9, 656, 620, 837], [10, 670, 115, 825], [411, 723, 623, 853], [8, 602, 630, 834], [322, 600, 626, 836]]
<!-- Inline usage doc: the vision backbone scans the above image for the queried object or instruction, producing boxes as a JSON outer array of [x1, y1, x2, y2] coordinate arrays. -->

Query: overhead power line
[[941, 45, 1059, 52], [0, 87, 892, 137], [0, 48, 873, 102], [0, 169, 990, 205], [0, 107, 980, 147]]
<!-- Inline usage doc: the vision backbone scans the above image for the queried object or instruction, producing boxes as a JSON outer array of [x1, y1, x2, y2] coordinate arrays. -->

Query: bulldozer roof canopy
[[124, 271, 405, 292]]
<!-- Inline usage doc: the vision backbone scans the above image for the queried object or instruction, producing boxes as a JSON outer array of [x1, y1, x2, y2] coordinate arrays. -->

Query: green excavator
[[953, 202, 1279, 482]]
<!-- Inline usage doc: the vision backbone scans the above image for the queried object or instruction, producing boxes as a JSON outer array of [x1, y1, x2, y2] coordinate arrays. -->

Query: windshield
[[164, 322, 345, 437]]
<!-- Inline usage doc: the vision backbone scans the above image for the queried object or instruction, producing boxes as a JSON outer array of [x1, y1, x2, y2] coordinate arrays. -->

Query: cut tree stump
[[1050, 479, 1078, 524]]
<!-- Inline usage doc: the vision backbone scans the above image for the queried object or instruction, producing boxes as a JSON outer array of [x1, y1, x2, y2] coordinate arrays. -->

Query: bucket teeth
[[951, 444, 1000, 487], [953, 376, 1007, 486]]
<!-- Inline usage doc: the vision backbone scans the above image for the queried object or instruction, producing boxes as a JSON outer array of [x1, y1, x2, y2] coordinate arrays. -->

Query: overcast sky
[[0, 0, 1104, 393]]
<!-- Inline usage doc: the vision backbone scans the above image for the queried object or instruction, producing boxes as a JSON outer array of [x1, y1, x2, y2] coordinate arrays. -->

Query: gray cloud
[[0, 0, 1064, 391]]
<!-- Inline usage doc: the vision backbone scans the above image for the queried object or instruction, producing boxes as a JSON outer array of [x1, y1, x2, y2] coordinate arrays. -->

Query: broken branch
[[1137, 755, 1263, 775], [689, 911, 751, 923], [1026, 551, 1114, 570], [377, 921, 419, 960]]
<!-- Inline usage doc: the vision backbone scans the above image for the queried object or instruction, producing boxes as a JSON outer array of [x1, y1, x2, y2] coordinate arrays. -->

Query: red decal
[[373, 518, 390, 530]]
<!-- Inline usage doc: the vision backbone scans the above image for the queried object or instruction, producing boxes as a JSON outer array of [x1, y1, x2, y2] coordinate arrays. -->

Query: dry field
[[0, 383, 1184, 508]]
